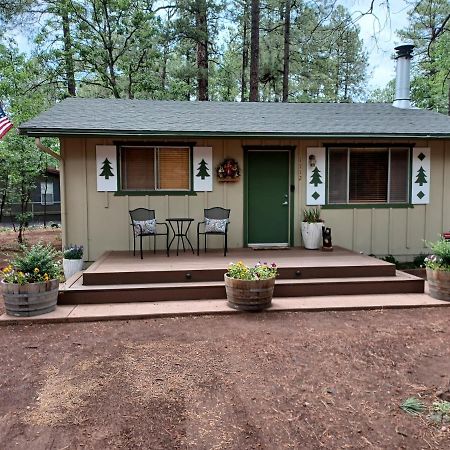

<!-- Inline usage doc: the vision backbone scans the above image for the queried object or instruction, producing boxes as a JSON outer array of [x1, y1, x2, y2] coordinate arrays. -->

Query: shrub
[[425, 239, 450, 272], [302, 208, 322, 223], [382, 254, 399, 266], [413, 253, 427, 268], [63, 244, 83, 259], [400, 397, 425, 415], [1, 243, 61, 284], [226, 261, 278, 281]]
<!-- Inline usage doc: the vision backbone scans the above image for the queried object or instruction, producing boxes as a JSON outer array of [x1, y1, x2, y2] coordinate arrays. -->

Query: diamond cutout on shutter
[[312, 191, 320, 200], [417, 191, 425, 199], [418, 152, 426, 161]]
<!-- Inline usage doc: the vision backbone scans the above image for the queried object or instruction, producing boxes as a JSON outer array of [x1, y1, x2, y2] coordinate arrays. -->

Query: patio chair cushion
[[133, 219, 156, 236], [204, 218, 227, 233]]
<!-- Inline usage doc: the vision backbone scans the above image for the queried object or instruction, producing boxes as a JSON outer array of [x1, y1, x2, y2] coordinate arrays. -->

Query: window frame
[[115, 143, 197, 196], [325, 144, 414, 208]]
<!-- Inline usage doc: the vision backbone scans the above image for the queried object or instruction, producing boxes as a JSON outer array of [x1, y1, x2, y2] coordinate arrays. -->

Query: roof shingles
[[19, 98, 450, 138]]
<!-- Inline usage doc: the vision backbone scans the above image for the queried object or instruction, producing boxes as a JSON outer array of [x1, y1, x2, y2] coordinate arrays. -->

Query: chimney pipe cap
[[394, 44, 415, 59]]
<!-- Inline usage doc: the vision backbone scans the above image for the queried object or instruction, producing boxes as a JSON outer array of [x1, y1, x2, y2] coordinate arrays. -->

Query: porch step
[[58, 271, 424, 305], [82, 262, 396, 285]]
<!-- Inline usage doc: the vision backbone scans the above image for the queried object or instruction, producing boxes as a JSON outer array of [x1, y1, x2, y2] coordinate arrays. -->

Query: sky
[[340, 0, 412, 90]]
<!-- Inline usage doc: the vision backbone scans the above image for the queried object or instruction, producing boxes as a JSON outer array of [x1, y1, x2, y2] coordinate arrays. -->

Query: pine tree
[[100, 158, 114, 179], [415, 166, 427, 186], [310, 167, 322, 187], [196, 158, 210, 179]]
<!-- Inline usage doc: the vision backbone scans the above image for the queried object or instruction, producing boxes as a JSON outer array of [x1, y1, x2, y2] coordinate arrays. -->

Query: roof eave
[[18, 128, 450, 139]]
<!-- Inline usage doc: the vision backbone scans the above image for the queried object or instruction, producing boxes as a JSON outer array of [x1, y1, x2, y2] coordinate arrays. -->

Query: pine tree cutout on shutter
[[96, 145, 117, 192], [411, 148, 430, 204], [306, 148, 326, 205], [193, 147, 213, 191]]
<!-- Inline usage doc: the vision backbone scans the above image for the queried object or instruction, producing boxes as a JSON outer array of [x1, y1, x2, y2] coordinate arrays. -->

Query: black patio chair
[[197, 207, 230, 257], [129, 208, 169, 259]]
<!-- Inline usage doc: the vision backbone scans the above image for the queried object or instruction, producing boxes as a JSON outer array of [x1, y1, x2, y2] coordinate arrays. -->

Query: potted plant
[[225, 261, 278, 311], [301, 208, 324, 249], [425, 238, 450, 301], [63, 244, 84, 281], [1, 243, 61, 317]]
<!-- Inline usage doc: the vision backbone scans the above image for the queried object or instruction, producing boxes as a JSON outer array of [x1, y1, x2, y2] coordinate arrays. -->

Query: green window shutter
[[306, 147, 326, 205], [411, 147, 430, 204]]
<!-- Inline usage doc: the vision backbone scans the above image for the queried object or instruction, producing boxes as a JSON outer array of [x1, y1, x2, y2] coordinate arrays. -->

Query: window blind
[[389, 148, 409, 203], [328, 148, 348, 203], [349, 149, 388, 203], [159, 148, 190, 190], [121, 147, 155, 190]]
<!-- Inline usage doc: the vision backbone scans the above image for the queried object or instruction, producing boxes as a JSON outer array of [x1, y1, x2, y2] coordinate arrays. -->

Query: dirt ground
[[0, 308, 449, 449]]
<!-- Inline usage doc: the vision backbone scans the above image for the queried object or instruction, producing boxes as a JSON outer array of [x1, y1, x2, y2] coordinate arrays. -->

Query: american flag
[[0, 104, 13, 140]]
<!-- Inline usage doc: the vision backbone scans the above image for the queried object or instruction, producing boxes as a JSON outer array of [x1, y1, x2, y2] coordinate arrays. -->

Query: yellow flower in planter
[[34, 267, 39, 273]]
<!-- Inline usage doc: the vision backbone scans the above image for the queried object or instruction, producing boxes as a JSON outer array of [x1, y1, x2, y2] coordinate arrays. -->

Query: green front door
[[246, 150, 291, 245]]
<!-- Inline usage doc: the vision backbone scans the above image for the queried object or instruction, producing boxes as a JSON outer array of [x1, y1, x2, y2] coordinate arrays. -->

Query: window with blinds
[[328, 147, 410, 204], [120, 146, 190, 191]]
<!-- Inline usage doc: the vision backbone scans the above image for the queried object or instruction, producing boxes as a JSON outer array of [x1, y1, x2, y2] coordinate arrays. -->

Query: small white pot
[[63, 258, 84, 281], [301, 222, 323, 250]]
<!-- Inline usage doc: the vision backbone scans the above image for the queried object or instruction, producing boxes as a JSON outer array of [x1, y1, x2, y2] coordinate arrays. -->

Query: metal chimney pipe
[[393, 44, 415, 109]]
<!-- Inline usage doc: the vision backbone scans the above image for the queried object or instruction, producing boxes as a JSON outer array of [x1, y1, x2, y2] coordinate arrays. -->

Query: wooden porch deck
[[59, 247, 425, 305]]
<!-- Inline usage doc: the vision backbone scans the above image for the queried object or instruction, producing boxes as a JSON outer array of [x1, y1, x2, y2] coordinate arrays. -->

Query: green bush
[[425, 239, 450, 271], [382, 254, 399, 266], [226, 261, 278, 280], [2, 243, 61, 284], [302, 208, 322, 223], [63, 244, 83, 259], [413, 253, 427, 268]]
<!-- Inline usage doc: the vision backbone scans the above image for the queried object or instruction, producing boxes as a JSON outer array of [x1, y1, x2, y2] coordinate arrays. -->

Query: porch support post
[[34, 138, 66, 248]]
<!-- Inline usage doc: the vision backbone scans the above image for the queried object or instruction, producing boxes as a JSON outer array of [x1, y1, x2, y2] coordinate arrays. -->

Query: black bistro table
[[166, 218, 195, 255]]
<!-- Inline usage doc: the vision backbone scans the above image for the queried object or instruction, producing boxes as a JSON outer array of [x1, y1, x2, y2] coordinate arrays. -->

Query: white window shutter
[[306, 147, 326, 205], [193, 147, 213, 191], [411, 147, 430, 204], [96, 145, 118, 192]]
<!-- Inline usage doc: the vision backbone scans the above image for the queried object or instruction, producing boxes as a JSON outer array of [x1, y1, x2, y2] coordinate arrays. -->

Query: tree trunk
[[0, 174, 9, 223], [241, 1, 249, 102], [161, 46, 168, 92], [61, 7, 76, 97], [282, 0, 291, 102], [0, 189, 7, 223], [196, 0, 209, 101], [17, 192, 30, 244], [185, 50, 192, 101], [249, 0, 260, 102]]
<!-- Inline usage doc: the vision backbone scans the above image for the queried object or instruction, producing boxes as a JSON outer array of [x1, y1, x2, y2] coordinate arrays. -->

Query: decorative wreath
[[217, 158, 240, 180]]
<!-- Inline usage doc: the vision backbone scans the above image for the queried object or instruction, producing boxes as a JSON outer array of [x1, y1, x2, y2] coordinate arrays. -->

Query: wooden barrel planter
[[224, 274, 275, 311], [426, 268, 450, 301], [1, 279, 59, 317]]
